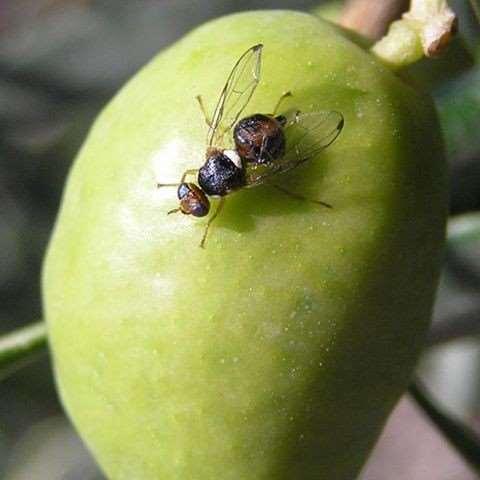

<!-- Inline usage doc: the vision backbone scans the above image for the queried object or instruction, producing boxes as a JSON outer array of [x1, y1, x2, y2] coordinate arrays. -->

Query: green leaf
[[0, 322, 47, 381], [447, 211, 480, 246]]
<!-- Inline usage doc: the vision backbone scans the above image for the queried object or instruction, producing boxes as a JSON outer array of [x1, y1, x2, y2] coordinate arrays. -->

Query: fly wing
[[207, 44, 263, 148], [244, 110, 344, 186], [283, 110, 344, 161]]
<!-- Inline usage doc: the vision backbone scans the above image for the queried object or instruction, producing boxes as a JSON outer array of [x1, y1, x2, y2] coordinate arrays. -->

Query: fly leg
[[200, 197, 226, 248], [156, 169, 199, 188], [195, 95, 212, 127], [167, 207, 182, 215], [273, 184, 332, 209], [181, 169, 199, 183], [272, 91, 292, 118]]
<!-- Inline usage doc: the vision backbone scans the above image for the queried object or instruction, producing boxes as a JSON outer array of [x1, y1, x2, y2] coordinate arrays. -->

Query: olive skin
[[43, 10, 447, 480]]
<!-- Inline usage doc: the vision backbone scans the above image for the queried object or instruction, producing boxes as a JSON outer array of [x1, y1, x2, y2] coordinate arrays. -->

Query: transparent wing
[[284, 110, 344, 160], [245, 110, 344, 186], [207, 44, 263, 147]]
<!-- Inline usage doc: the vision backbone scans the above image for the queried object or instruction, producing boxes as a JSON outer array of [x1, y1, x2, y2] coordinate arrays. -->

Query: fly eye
[[189, 198, 210, 217], [177, 183, 190, 200]]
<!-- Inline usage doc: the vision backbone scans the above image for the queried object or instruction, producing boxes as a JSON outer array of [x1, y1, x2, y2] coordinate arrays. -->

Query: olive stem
[[0, 321, 48, 381], [369, 0, 457, 68], [409, 378, 480, 474], [340, 0, 409, 40]]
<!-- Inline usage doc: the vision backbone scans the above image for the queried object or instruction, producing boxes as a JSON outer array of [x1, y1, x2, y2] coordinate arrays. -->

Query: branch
[[409, 379, 480, 474], [340, 0, 410, 40]]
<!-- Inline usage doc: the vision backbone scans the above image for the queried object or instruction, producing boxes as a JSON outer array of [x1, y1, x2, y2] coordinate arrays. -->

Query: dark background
[[0, 1, 479, 478]]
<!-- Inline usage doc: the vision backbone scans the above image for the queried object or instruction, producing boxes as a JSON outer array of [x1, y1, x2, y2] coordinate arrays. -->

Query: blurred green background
[[0, 1, 479, 478]]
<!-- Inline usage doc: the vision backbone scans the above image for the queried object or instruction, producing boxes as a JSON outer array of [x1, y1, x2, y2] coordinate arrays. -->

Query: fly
[[157, 44, 344, 248]]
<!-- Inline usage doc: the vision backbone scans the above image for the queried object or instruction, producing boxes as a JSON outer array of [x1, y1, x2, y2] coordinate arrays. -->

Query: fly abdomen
[[234, 114, 285, 164], [198, 151, 245, 196]]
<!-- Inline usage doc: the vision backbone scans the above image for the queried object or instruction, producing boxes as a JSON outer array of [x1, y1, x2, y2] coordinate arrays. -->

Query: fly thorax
[[223, 149, 243, 169], [198, 151, 245, 196]]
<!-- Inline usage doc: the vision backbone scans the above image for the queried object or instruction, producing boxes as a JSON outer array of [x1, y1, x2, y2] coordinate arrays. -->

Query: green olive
[[43, 10, 447, 480]]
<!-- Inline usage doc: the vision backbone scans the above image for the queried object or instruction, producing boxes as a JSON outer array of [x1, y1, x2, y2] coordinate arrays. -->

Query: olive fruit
[[43, 10, 447, 480]]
